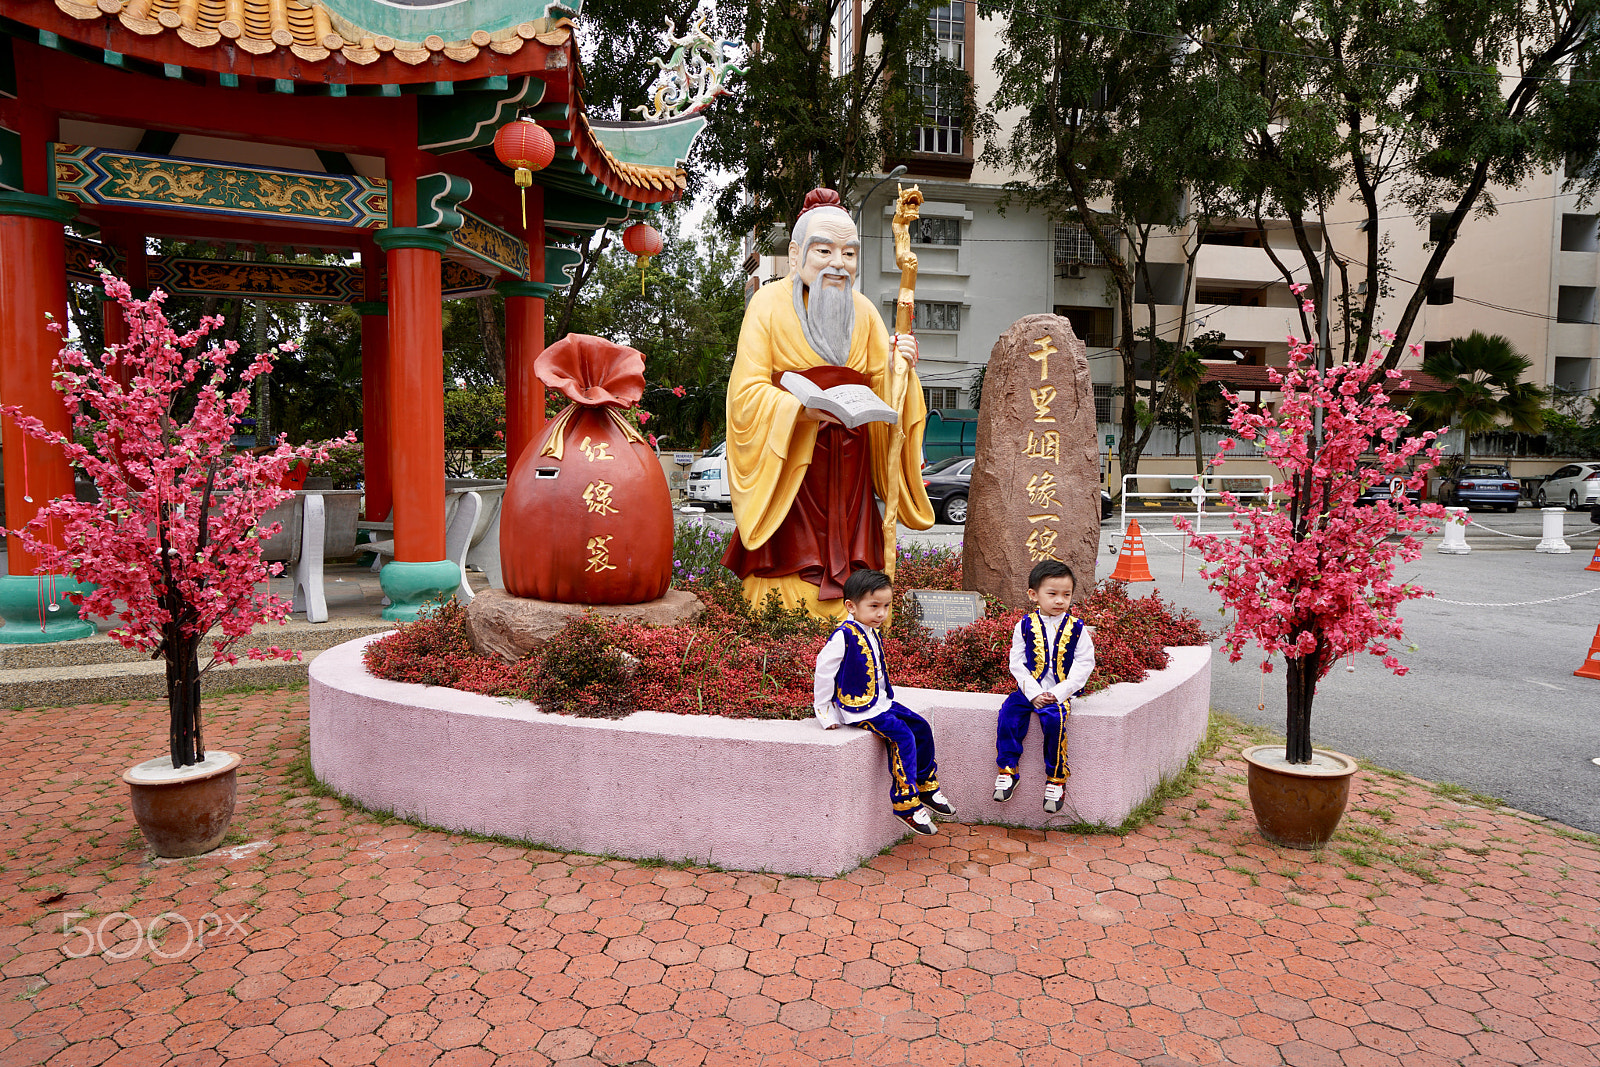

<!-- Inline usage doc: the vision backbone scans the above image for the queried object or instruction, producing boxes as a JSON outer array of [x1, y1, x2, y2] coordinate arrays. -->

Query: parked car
[[1355, 469, 1423, 507], [686, 441, 729, 508], [1439, 464, 1521, 512], [1534, 461, 1600, 510], [920, 456, 1115, 524], [922, 454, 973, 524]]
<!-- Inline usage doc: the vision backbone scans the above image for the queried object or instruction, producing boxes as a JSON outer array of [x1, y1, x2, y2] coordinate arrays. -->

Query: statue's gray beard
[[794, 271, 856, 366]]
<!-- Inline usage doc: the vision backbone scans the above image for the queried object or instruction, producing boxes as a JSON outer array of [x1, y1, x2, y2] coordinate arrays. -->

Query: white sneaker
[[994, 771, 1018, 802], [897, 806, 938, 836], [922, 789, 957, 819], [1043, 782, 1065, 814]]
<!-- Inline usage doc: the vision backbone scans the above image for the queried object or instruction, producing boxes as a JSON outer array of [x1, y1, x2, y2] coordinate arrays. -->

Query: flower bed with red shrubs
[[363, 544, 1210, 719]]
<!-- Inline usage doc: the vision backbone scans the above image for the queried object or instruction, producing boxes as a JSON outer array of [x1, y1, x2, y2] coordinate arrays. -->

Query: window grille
[[912, 3, 964, 155], [1093, 383, 1116, 424], [912, 217, 961, 245], [913, 301, 961, 331], [924, 387, 960, 409], [1053, 223, 1108, 267]]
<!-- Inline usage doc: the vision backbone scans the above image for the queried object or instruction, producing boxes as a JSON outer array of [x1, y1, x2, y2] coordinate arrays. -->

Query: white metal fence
[[1118, 472, 1276, 535]]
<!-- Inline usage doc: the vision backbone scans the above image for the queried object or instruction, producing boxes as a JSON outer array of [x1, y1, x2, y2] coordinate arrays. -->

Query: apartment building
[[747, 3, 1600, 471]]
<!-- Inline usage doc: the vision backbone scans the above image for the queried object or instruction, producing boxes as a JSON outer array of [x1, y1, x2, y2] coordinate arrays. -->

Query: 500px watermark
[[59, 911, 250, 959]]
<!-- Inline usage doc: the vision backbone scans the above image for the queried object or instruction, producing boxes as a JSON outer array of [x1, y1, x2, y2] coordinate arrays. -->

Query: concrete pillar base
[[378, 560, 462, 621], [0, 574, 96, 643]]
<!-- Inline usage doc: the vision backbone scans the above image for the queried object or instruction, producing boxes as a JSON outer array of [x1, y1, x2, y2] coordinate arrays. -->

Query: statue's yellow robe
[[724, 276, 935, 618]]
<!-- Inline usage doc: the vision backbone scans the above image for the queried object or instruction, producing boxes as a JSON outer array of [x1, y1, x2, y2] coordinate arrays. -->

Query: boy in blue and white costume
[[995, 560, 1096, 813], [813, 569, 957, 836]]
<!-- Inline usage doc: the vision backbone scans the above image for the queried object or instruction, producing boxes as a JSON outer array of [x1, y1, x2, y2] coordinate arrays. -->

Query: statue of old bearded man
[[721, 188, 935, 618]]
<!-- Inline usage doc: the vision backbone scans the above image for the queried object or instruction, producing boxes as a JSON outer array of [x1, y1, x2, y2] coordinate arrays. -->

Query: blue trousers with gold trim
[[852, 703, 939, 812], [997, 690, 1070, 784]]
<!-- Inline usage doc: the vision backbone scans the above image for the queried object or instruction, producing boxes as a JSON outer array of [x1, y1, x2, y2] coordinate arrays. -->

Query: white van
[[686, 441, 729, 508]]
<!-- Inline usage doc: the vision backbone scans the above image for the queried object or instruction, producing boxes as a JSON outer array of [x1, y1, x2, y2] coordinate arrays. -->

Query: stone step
[[0, 619, 394, 707], [0, 651, 329, 708], [0, 618, 392, 671]]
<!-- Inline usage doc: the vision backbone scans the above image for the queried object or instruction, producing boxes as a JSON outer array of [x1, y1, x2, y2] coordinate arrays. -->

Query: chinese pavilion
[[0, 0, 704, 636]]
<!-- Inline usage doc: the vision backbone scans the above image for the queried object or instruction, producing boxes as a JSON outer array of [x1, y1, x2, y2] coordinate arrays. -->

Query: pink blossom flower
[[672, 386, 686, 398]]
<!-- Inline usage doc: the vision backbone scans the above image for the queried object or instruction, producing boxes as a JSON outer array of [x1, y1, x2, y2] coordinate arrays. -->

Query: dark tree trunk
[[167, 639, 204, 768], [474, 294, 506, 386], [1283, 645, 1320, 764]]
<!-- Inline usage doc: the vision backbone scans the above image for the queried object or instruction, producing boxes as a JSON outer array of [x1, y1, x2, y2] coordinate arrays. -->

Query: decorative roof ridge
[[49, 0, 572, 67]]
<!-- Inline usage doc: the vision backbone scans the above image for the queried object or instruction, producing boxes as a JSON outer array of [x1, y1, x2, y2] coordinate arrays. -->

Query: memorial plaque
[[908, 589, 984, 638]]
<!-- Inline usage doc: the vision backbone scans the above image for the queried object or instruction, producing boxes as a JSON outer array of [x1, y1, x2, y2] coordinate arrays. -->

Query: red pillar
[[497, 279, 557, 478], [100, 227, 147, 362], [355, 245, 391, 522], [0, 199, 77, 572], [0, 192, 98, 641], [372, 226, 455, 620]]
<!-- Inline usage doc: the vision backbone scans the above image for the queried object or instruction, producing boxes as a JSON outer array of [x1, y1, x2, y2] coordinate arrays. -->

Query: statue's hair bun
[[800, 188, 843, 215]]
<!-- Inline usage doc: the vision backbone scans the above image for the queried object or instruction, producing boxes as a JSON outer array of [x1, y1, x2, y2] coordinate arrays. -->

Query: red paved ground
[[1, 690, 1598, 1067]]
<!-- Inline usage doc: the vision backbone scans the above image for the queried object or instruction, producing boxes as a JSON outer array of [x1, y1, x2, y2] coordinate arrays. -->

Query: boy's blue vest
[[832, 620, 893, 709], [1020, 611, 1085, 688]]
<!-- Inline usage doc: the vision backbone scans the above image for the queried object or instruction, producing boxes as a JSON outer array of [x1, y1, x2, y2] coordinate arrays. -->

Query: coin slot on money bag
[[500, 334, 673, 605]]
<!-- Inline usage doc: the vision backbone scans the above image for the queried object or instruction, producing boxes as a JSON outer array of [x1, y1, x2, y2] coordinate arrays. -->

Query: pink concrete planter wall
[[310, 637, 1211, 877]]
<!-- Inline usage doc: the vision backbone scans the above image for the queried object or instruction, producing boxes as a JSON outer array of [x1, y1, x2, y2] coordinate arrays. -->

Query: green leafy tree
[[1203, 0, 1600, 366], [981, 0, 1254, 477], [1408, 331, 1546, 465], [701, 0, 972, 237]]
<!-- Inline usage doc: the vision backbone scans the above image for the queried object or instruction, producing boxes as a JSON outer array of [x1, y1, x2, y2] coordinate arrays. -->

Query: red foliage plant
[[364, 580, 1209, 720]]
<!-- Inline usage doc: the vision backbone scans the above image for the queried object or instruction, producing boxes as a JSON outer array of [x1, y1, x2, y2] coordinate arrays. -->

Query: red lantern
[[493, 116, 556, 229], [622, 221, 665, 294]]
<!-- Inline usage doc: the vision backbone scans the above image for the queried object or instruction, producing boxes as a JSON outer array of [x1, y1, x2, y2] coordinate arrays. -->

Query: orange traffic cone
[[1576, 624, 1600, 681], [1585, 541, 1600, 573], [1110, 519, 1155, 583]]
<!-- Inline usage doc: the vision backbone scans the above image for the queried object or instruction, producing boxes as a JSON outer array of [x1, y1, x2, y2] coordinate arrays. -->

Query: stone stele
[[463, 587, 705, 663], [963, 314, 1099, 609]]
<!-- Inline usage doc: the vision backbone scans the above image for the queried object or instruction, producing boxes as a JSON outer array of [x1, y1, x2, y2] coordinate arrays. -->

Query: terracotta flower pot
[[1241, 744, 1358, 850], [123, 751, 242, 858]]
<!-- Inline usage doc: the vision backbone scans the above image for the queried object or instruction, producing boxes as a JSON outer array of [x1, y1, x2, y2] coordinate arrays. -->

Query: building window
[[924, 386, 960, 409], [913, 3, 964, 155], [1558, 285, 1597, 323], [1426, 277, 1454, 305], [1561, 213, 1599, 252], [1093, 384, 1116, 424], [1053, 223, 1108, 268], [912, 216, 961, 245], [913, 301, 961, 331], [836, 0, 854, 75]]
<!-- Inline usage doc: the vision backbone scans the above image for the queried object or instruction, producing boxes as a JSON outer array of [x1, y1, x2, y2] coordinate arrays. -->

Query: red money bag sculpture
[[500, 334, 674, 604]]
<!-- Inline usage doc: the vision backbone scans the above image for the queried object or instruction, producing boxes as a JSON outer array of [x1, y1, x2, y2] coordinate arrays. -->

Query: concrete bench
[[310, 639, 1211, 877], [255, 489, 363, 623], [357, 482, 507, 600]]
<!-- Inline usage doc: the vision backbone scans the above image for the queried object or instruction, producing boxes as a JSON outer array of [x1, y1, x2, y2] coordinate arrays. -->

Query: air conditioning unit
[[1062, 262, 1086, 279]]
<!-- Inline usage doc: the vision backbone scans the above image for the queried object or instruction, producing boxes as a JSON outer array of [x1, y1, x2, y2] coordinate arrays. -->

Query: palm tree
[[1408, 332, 1546, 467]]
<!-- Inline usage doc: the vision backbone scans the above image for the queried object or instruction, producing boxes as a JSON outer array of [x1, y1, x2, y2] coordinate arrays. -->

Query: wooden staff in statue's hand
[[882, 183, 924, 585]]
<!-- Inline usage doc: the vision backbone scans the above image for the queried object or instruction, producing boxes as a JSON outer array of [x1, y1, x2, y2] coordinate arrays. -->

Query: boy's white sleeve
[[813, 630, 846, 728], [1051, 626, 1096, 703], [1007, 619, 1044, 701]]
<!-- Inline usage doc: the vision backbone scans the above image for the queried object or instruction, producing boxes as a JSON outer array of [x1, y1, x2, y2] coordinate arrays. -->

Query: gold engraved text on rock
[[582, 480, 618, 516], [585, 535, 617, 572], [1026, 472, 1061, 509], [1030, 385, 1057, 423], [1026, 527, 1063, 562], [1029, 336, 1056, 381], [1024, 430, 1060, 464]]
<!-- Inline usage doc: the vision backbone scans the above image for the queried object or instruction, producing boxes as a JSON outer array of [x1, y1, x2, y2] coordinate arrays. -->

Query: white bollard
[[1437, 507, 1471, 554], [1536, 506, 1572, 553]]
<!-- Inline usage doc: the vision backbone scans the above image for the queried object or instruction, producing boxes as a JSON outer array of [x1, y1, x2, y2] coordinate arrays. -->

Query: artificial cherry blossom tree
[[1177, 339, 1445, 764], [1, 273, 345, 768]]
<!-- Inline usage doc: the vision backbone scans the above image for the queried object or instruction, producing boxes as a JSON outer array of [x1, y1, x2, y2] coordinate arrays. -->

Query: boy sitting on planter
[[994, 560, 1096, 813], [812, 568, 958, 836]]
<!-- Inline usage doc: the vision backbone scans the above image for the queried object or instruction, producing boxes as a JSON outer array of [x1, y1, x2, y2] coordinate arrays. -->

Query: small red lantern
[[493, 115, 556, 229], [622, 221, 665, 294]]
